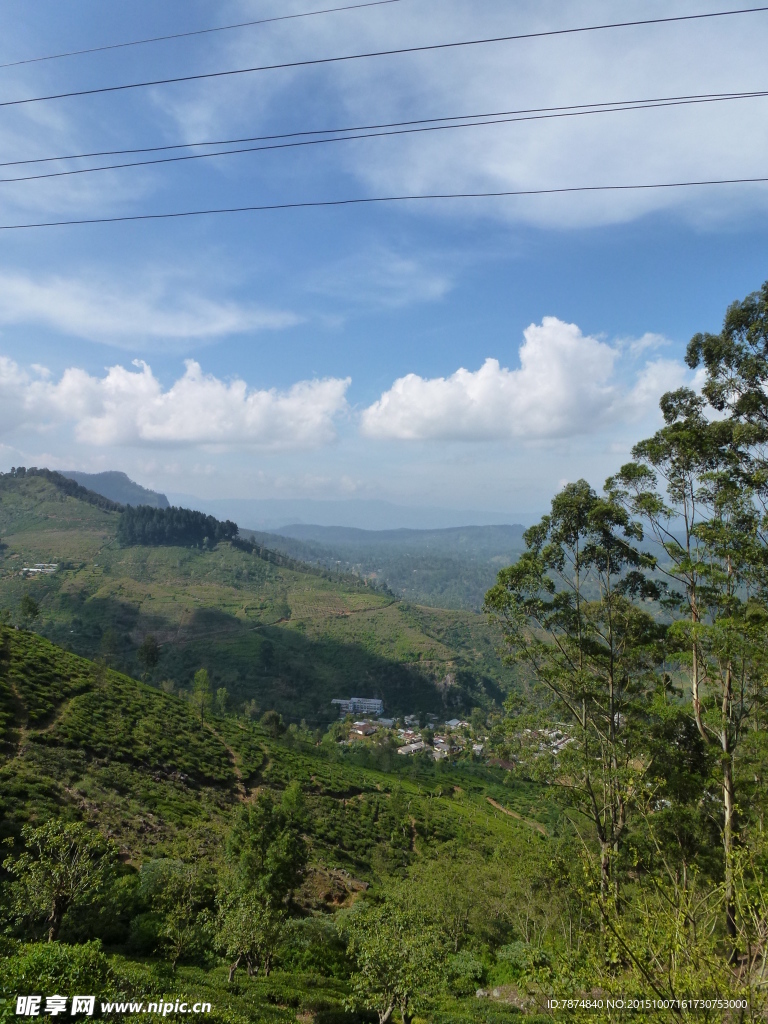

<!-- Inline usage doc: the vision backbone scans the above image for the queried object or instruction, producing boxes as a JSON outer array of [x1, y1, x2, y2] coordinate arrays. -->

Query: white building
[[332, 697, 384, 717]]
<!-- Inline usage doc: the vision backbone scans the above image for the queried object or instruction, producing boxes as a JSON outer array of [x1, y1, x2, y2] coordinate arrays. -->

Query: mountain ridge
[[63, 470, 169, 509]]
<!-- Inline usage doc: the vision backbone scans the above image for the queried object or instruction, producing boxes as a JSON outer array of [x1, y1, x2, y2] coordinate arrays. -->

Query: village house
[[349, 722, 378, 738]]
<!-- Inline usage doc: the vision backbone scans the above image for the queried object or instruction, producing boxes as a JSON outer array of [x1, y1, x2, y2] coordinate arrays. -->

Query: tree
[[242, 698, 259, 720], [215, 686, 228, 717], [137, 635, 159, 676], [20, 593, 39, 626], [259, 709, 284, 739], [225, 792, 308, 904], [686, 279, 768, 440], [344, 881, 445, 1024], [3, 821, 116, 942], [215, 882, 285, 982], [139, 859, 210, 969], [190, 668, 212, 728], [485, 480, 664, 902], [609, 389, 768, 944]]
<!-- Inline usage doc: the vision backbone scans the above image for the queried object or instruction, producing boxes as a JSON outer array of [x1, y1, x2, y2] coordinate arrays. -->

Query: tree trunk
[[228, 956, 241, 983], [378, 1003, 394, 1024], [47, 898, 65, 942], [723, 751, 738, 951], [600, 841, 611, 904]]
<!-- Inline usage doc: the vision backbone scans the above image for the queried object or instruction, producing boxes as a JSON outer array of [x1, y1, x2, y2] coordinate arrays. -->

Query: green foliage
[[43, 670, 234, 784], [247, 524, 527, 612], [19, 593, 39, 624], [2, 466, 122, 512], [117, 505, 238, 549], [138, 859, 212, 968], [225, 791, 308, 901], [137, 635, 159, 672], [215, 883, 285, 981], [0, 940, 117, 998], [344, 879, 447, 1024], [190, 668, 212, 727], [0, 471, 514, 725], [3, 821, 117, 941], [260, 709, 285, 739], [445, 950, 487, 996], [485, 480, 665, 895]]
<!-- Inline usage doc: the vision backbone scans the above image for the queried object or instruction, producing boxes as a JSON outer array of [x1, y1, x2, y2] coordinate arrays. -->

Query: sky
[[0, 0, 767, 522]]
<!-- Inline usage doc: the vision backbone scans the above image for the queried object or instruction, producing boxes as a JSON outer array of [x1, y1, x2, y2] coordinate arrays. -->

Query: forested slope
[[0, 472, 514, 725]]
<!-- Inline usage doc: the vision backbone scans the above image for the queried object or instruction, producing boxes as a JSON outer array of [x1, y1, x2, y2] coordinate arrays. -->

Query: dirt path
[[486, 797, 547, 836], [207, 726, 249, 802]]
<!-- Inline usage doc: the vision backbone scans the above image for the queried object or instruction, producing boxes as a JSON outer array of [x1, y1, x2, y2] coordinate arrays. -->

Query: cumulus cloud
[[0, 271, 300, 347], [361, 317, 619, 440], [361, 317, 687, 442], [0, 358, 350, 450]]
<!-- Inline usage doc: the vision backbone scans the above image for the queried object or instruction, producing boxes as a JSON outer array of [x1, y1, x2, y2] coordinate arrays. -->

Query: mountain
[[0, 624, 549, 859], [63, 471, 169, 509], [242, 524, 527, 612], [164, 494, 540, 531], [0, 470, 516, 725], [274, 524, 526, 552]]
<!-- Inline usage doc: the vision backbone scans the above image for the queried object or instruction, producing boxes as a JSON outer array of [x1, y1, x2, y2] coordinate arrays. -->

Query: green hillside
[[0, 471, 513, 725], [0, 625, 554, 1023], [246, 524, 527, 612]]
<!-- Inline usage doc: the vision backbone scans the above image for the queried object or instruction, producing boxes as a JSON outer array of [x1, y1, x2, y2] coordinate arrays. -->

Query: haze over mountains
[[60, 472, 529, 609], [165, 494, 538, 531]]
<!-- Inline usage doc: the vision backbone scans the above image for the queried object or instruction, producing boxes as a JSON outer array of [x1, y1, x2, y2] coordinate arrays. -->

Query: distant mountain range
[[62, 471, 169, 509], [244, 523, 526, 611], [56, 475, 528, 608], [164, 495, 539, 531]]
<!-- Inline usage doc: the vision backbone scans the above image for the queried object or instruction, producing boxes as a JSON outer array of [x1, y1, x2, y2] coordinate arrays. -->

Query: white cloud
[[361, 316, 689, 442], [622, 358, 690, 418], [0, 271, 300, 346], [625, 333, 671, 357], [0, 357, 350, 450], [163, 0, 768, 230], [309, 247, 453, 308]]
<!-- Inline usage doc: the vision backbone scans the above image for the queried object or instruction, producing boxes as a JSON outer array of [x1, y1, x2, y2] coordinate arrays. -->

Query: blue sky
[[1, 0, 767, 519]]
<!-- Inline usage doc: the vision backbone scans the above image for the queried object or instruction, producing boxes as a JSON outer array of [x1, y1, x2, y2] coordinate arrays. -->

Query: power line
[[0, 1, 406, 70], [1, 90, 766, 186], [1, 6, 767, 111], [1, 176, 766, 231], [1, 90, 765, 183]]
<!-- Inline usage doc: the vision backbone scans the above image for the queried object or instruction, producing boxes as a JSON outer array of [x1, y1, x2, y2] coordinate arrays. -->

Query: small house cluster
[[21, 563, 58, 577], [331, 698, 485, 761]]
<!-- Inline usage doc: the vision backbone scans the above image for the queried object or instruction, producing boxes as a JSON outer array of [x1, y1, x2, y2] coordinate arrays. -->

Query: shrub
[[0, 940, 117, 997]]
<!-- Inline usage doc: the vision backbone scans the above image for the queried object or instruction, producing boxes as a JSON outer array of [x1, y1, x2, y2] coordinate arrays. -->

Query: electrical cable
[[0, 1, 406, 70], [0, 89, 765, 184], [1, 6, 766, 111], [1, 175, 766, 231]]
